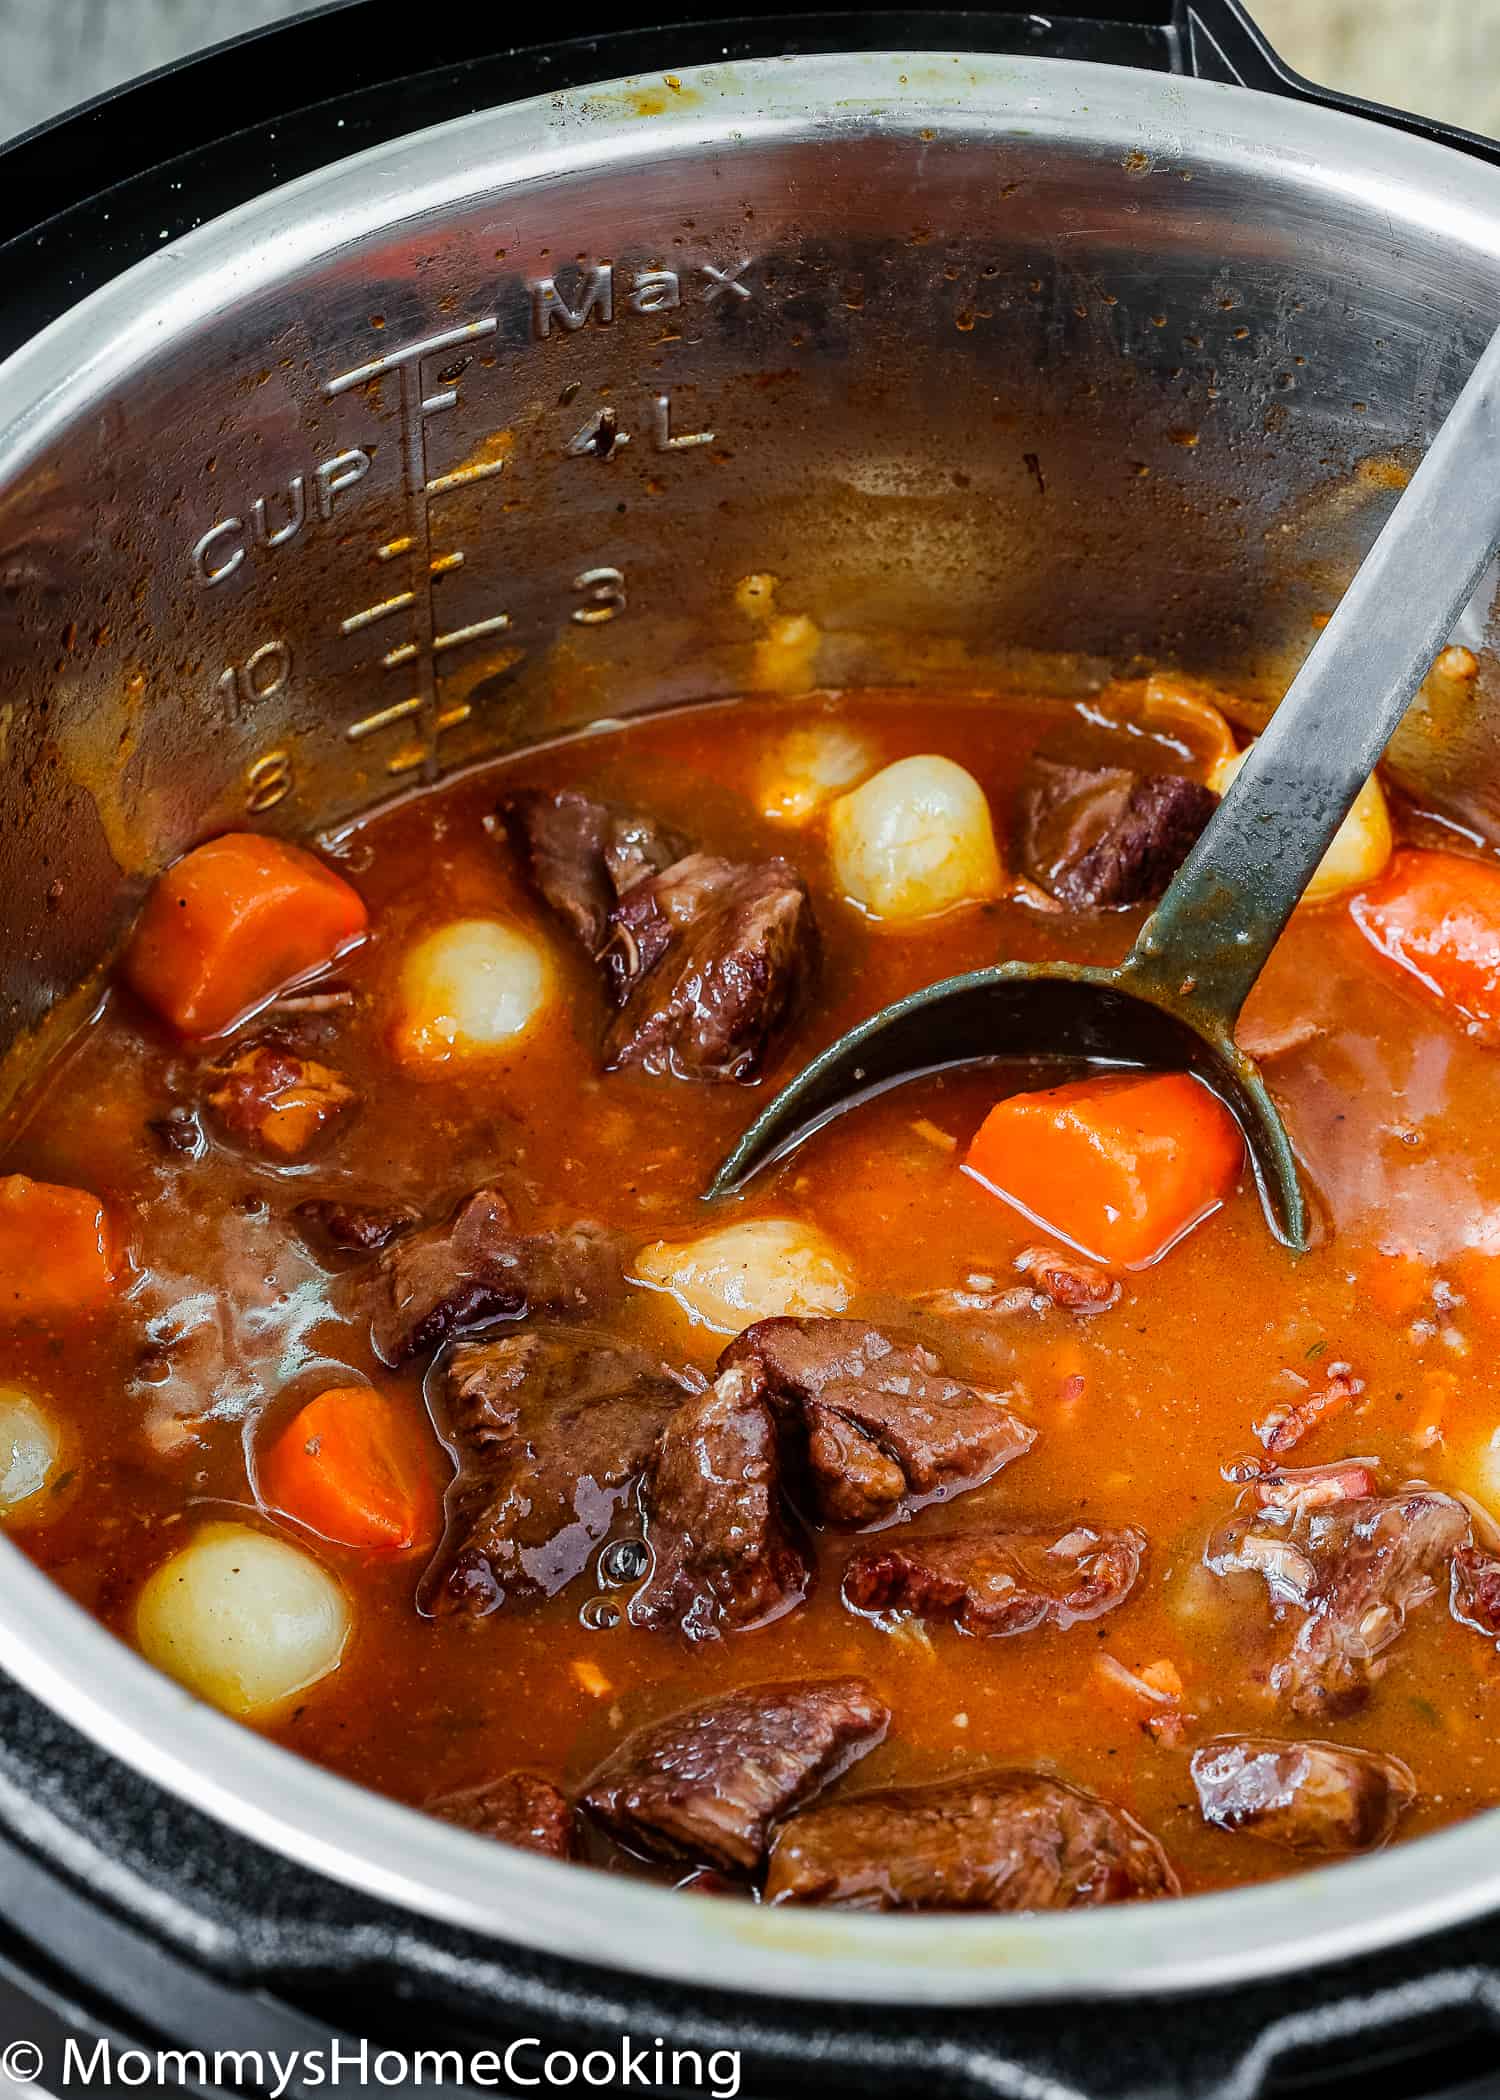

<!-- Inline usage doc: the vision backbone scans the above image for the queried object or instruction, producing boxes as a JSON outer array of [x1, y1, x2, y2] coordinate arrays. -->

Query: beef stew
[[4, 683, 1500, 1913]]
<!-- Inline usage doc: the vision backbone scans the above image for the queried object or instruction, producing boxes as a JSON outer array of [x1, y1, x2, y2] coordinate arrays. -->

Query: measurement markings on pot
[[324, 319, 505, 776], [318, 292, 728, 776], [186, 257, 751, 586], [185, 260, 750, 799], [190, 451, 372, 585], [532, 256, 754, 332]]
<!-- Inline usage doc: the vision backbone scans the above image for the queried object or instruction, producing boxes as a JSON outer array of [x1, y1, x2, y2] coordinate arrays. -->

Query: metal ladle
[[709, 323, 1500, 1249]]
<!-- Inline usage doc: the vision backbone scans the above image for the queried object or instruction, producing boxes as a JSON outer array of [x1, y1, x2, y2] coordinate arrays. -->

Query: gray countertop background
[[0, 0, 305, 140], [0, 0, 1492, 146]]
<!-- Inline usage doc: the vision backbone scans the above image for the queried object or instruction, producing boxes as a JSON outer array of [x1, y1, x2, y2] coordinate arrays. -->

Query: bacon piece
[[207, 1044, 355, 1158], [1251, 1460, 1378, 1515], [1014, 1246, 1121, 1314], [1255, 1363, 1366, 1456]]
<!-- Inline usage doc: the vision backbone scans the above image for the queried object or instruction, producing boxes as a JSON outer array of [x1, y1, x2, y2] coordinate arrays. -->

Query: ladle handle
[[1124, 317, 1500, 1033]]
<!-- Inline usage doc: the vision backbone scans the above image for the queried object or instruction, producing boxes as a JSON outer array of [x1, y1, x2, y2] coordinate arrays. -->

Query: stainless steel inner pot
[[1, 47, 1499, 2006]]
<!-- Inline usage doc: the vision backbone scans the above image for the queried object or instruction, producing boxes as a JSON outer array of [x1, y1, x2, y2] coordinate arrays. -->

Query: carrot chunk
[[962, 1071, 1242, 1267], [260, 1385, 440, 1553], [1454, 1243, 1500, 1333], [1357, 1247, 1432, 1327], [0, 1174, 114, 1321], [1349, 849, 1500, 1042], [124, 833, 367, 1039]]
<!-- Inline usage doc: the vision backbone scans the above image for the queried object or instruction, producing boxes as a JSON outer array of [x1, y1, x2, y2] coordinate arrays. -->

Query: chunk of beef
[[295, 1197, 421, 1254], [604, 855, 817, 1083], [424, 1326, 692, 1615], [508, 791, 816, 1084], [127, 1201, 309, 1458], [582, 1678, 888, 1873], [602, 851, 732, 1004], [803, 1405, 908, 1524], [1018, 754, 1216, 909], [364, 1186, 616, 1364], [207, 1045, 355, 1158], [426, 1771, 576, 1858], [1207, 1478, 1470, 1717], [843, 1523, 1145, 1637], [1190, 1735, 1415, 1855], [630, 1365, 810, 1641], [504, 789, 686, 953], [1452, 1544, 1500, 1639], [721, 1317, 1035, 1526], [765, 1770, 1179, 1910], [1015, 1245, 1121, 1314]]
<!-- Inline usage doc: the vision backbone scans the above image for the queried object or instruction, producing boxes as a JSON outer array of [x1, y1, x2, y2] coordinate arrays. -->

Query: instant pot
[[5, 0, 1500, 2091]]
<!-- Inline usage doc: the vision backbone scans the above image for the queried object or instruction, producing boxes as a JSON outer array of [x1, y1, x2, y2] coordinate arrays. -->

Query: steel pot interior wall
[[3, 50, 1500, 2003], [5, 50, 1500, 1081]]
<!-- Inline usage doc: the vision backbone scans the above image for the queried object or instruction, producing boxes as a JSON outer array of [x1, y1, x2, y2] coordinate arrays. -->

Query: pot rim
[[4, 48, 1500, 2006]]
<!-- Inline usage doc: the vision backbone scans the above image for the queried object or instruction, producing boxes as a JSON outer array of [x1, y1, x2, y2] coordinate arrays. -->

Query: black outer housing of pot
[[3, 4, 1500, 2094], [6, 1680, 1500, 2100]]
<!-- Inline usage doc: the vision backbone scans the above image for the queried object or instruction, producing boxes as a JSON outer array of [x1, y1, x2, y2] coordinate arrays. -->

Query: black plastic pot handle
[[1171, 0, 1500, 165], [966, 0, 1500, 167]]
